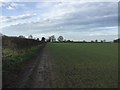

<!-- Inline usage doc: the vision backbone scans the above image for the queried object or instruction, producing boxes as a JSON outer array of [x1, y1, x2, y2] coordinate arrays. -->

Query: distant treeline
[[2, 35, 46, 50], [113, 38, 120, 43], [45, 35, 120, 43], [2, 35, 120, 46], [52, 39, 120, 43]]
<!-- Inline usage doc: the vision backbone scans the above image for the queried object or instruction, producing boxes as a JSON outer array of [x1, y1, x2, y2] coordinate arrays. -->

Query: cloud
[[1, 2, 118, 41], [6, 5, 14, 10], [33, 2, 118, 34], [1, 2, 25, 10], [0, 13, 37, 30], [1, 13, 36, 22], [2, 0, 119, 2]]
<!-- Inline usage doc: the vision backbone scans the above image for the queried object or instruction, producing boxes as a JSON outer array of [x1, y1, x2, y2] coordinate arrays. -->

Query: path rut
[[3, 46, 56, 88]]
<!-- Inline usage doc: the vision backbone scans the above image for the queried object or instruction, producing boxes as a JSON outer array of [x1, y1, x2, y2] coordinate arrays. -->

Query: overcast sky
[[0, 1, 118, 41]]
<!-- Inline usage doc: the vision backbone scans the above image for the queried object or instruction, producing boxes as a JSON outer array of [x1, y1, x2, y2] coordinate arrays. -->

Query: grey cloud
[[2, 2, 118, 41], [1, 13, 36, 23]]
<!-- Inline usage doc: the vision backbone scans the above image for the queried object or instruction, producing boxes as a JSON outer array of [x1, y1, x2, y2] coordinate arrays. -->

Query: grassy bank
[[2, 36, 46, 73], [2, 45, 43, 73], [2, 36, 46, 88], [47, 43, 118, 88]]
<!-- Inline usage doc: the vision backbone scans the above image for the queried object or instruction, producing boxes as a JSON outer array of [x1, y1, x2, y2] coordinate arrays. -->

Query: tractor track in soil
[[3, 46, 57, 88]]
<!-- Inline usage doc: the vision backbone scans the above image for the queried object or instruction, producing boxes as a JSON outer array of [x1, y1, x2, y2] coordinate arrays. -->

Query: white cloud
[[2, 0, 119, 2], [6, 5, 14, 10], [0, 13, 36, 22], [1, 2, 25, 10], [1, 2, 118, 41], [0, 13, 37, 29], [0, 0, 3, 1]]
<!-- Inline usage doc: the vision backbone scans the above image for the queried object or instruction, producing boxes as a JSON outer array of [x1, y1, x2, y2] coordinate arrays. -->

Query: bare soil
[[3, 46, 56, 88]]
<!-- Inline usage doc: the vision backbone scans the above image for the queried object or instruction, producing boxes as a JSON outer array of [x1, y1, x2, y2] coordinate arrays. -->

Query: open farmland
[[47, 43, 118, 88]]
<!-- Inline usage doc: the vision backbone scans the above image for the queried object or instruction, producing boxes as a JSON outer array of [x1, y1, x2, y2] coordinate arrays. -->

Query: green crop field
[[47, 43, 118, 88]]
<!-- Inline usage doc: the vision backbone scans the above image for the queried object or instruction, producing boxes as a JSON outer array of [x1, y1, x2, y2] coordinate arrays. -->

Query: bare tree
[[101, 40, 103, 43], [36, 38, 39, 41], [47, 37, 52, 42], [91, 40, 94, 43], [103, 40, 106, 43], [41, 37, 45, 42], [57, 36, 64, 42], [51, 35, 56, 42], [28, 35, 33, 39], [95, 40, 98, 43], [83, 40, 86, 43], [19, 35, 25, 38]]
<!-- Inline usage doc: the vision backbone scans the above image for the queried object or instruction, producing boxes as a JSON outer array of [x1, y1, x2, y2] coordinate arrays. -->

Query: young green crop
[[47, 43, 118, 88]]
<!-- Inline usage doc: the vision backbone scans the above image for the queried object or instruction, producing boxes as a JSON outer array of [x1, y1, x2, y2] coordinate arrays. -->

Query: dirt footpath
[[23, 46, 56, 88], [3, 46, 56, 88]]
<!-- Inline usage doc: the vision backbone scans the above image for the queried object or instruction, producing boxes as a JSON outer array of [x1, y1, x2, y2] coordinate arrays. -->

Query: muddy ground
[[3, 46, 57, 88]]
